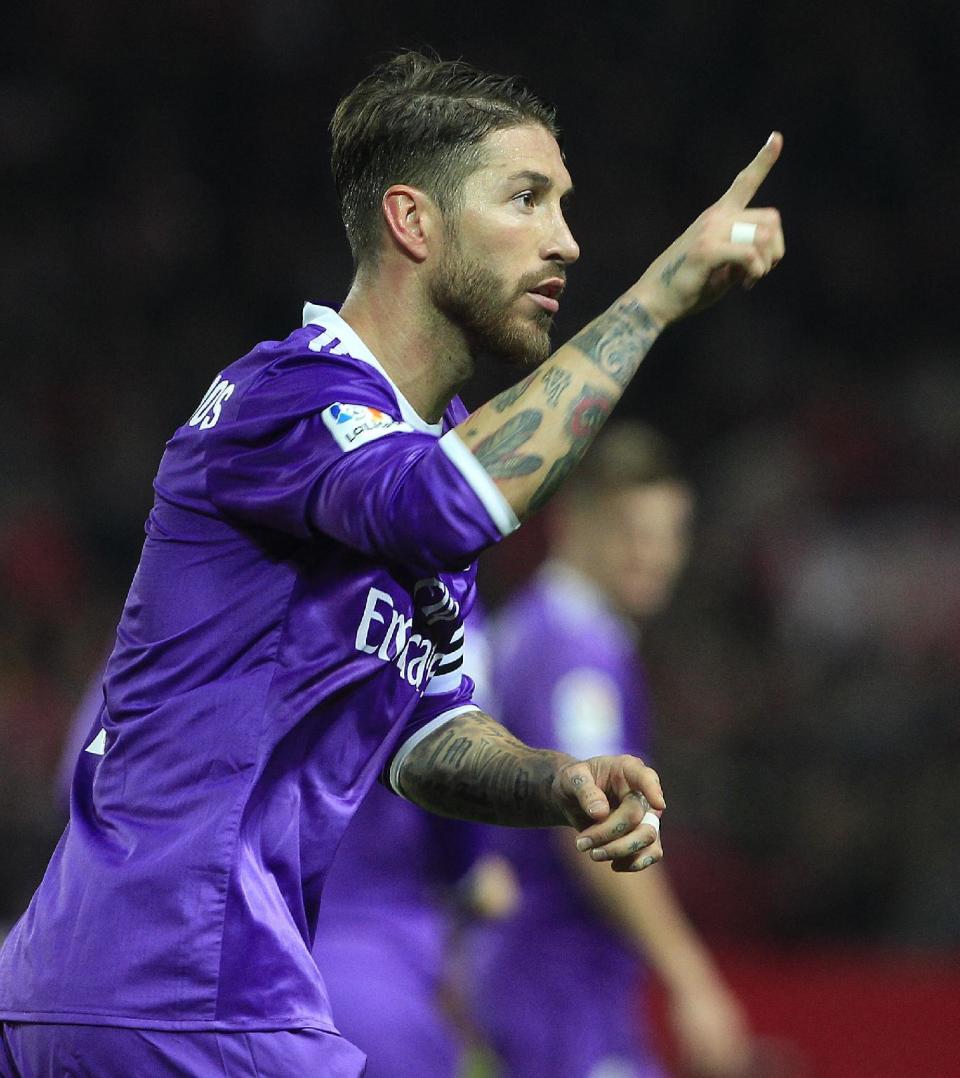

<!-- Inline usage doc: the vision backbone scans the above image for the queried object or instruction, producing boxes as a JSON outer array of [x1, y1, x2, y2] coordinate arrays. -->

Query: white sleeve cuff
[[439, 429, 520, 538], [388, 705, 480, 799]]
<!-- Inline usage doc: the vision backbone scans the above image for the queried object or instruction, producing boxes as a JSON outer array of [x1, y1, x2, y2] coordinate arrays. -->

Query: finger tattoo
[[624, 791, 650, 810]]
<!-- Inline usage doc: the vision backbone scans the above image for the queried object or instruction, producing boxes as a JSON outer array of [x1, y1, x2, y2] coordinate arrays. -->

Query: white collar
[[301, 302, 443, 435]]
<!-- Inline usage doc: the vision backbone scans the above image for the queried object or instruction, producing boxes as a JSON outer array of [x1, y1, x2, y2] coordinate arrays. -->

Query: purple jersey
[[313, 607, 492, 1077], [0, 305, 517, 1034], [472, 561, 662, 1077]]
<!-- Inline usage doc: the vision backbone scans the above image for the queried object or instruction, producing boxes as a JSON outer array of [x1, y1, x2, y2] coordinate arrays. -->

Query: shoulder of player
[[194, 322, 470, 441], [214, 329, 402, 419], [258, 326, 389, 384]]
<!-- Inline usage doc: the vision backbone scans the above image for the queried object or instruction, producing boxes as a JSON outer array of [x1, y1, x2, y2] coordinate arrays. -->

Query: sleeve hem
[[439, 430, 520, 538], [388, 705, 481, 799]]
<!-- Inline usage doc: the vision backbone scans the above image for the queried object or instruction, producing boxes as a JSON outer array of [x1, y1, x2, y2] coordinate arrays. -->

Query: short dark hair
[[562, 421, 686, 505], [330, 50, 561, 268]]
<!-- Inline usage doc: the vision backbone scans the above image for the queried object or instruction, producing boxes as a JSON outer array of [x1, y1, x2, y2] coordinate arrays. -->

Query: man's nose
[[544, 212, 580, 265]]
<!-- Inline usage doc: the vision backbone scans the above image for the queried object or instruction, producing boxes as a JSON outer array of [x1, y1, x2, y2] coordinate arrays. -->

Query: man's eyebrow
[[505, 170, 575, 201], [506, 169, 553, 187]]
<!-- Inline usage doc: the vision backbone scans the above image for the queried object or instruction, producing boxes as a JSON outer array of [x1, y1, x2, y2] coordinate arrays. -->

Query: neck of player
[[340, 271, 474, 425]]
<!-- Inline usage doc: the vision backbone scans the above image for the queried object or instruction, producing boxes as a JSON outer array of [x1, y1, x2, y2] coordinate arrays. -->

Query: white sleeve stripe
[[450, 626, 465, 643], [439, 429, 520, 538], [388, 705, 480, 798]]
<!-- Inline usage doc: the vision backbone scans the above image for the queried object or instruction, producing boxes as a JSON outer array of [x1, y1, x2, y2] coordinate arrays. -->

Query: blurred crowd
[[2, 0, 958, 954]]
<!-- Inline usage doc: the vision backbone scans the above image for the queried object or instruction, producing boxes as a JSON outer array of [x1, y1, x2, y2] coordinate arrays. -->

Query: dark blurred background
[[2, 1, 958, 1072]]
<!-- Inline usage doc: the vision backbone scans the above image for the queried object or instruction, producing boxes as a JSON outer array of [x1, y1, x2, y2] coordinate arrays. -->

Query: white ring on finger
[[730, 221, 758, 244], [641, 810, 661, 835]]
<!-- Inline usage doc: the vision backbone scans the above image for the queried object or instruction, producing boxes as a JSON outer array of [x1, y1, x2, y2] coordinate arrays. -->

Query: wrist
[[625, 278, 674, 332], [545, 751, 579, 826]]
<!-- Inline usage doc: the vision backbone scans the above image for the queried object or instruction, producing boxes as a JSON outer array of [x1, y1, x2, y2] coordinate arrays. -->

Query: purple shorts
[[0, 1021, 366, 1077]]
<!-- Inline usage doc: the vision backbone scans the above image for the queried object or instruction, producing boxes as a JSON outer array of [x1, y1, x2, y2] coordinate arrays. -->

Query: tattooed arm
[[457, 304, 655, 517], [396, 709, 666, 872], [456, 133, 784, 519]]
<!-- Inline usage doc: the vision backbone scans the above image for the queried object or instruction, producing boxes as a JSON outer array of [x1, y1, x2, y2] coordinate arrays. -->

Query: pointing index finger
[[721, 131, 784, 210]]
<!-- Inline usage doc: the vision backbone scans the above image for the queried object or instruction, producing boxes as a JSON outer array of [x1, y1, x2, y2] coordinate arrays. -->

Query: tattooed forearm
[[491, 372, 536, 413], [492, 365, 571, 418], [568, 299, 659, 389], [541, 366, 572, 407], [660, 253, 687, 286], [471, 410, 544, 478], [528, 384, 614, 511], [456, 294, 662, 520], [399, 711, 570, 827]]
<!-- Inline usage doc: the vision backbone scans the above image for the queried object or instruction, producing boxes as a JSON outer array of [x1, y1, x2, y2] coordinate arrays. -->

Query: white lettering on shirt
[[378, 607, 412, 662], [354, 585, 449, 691], [405, 637, 434, 687], [189, 374, 235, 430], [355, 587, 394, 654]]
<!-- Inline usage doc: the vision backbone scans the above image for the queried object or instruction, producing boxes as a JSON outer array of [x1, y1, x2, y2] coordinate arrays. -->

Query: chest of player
[[352, 572, 470, 692]]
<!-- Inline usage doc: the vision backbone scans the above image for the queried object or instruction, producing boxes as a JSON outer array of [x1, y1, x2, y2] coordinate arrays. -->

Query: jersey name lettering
[[189, 374, 236, 429], [354, 587, 444, 689]]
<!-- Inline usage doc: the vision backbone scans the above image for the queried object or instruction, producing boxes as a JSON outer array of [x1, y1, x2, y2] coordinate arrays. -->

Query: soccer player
[[472, 421, 752, 1077], [0, 51, 783, 1076]]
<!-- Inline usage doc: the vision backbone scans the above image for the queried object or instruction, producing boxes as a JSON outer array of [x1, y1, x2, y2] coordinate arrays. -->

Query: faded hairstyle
[[330, 50, 561, 268]]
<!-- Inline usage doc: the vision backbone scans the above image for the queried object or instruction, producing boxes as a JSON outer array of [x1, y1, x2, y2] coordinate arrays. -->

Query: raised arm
[[456, 132, 785, 518], [395, 709, 666, 872]]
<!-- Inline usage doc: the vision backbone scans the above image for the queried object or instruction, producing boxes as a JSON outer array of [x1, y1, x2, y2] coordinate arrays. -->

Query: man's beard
[[429, 244, 554, 368]]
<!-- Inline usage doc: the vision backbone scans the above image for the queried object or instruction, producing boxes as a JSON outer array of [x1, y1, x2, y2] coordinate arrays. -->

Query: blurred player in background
[[473, 421, 753, 1078], [0, 49, 782, 1076]]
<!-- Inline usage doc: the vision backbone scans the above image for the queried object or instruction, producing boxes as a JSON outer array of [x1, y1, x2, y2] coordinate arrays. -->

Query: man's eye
[[514, 191, 536, 209]]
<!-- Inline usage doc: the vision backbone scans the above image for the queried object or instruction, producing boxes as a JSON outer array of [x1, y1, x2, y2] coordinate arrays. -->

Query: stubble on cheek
[[431, 249, 553, 368]]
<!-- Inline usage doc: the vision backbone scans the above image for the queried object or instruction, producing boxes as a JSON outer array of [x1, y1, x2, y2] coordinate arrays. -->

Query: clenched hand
[[552, 754, 665, 872]]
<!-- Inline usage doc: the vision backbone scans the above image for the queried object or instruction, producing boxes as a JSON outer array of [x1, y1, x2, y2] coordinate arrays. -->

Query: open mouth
[[524, 277, 564, 314]]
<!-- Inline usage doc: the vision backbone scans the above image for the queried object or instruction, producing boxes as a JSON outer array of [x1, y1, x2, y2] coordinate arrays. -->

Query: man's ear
[[381, 185, 438, 263]]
